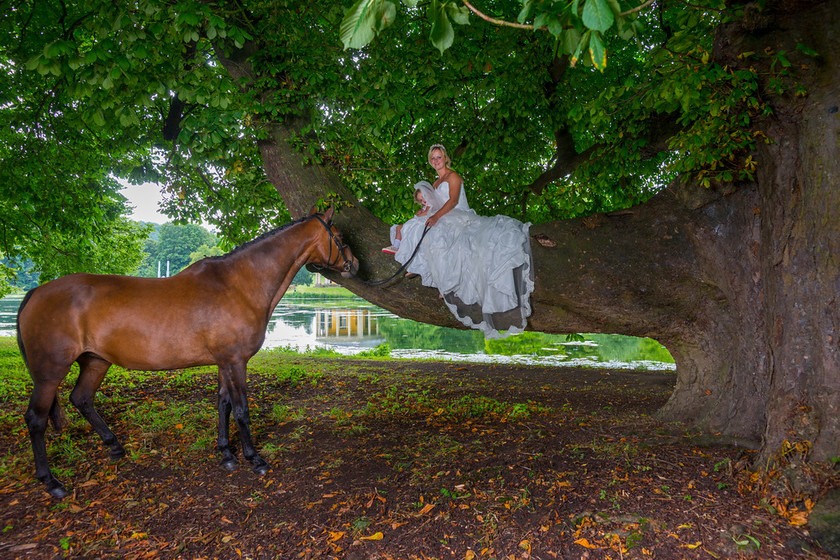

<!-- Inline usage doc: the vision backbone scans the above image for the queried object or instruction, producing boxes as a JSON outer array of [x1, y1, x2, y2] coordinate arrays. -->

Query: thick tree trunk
[[218, 1, 839, 464], [744, 3, 840, 462]]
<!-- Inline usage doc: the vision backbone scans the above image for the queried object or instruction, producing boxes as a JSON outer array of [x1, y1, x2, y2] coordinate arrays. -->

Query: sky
[[119, 181, 167, 223]]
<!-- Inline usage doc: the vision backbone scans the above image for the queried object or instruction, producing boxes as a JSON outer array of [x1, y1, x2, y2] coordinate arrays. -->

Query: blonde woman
[[394, 144, 534, 338]]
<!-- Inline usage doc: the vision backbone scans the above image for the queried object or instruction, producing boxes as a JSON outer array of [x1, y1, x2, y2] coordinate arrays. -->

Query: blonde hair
[[428, 143, 451, 167]]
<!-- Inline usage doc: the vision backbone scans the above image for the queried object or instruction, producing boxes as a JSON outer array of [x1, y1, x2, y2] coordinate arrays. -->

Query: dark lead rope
[[361, 225, 432, 287]]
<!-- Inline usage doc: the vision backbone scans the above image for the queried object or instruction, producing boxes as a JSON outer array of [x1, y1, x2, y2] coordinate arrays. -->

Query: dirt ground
[[0, 353, 836, 559]]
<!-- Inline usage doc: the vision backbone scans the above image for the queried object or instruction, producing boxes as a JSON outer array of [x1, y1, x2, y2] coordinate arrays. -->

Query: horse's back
[[21, 273, 160, 319]]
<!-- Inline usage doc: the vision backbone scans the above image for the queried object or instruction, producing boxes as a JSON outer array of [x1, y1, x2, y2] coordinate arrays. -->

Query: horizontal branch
[[461, 0, 656, 32]]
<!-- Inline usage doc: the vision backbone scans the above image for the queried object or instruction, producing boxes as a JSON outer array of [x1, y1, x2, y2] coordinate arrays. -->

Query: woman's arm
[[426, 173, 462, 227]]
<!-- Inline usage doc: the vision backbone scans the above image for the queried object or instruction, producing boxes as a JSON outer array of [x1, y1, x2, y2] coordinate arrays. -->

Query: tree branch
[[621, 0, 656, 16], [461, 0, 532, 29], [526, 112, 683, 196], [461, 0, 657, 32]]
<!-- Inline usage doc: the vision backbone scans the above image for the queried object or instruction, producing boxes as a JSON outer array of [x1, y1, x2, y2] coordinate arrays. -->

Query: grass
[[0, 337, 31, 400]]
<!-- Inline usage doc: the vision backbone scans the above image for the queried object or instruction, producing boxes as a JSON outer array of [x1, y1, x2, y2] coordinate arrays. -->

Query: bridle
[[310, 211, 431, 286], [312, 214, 354, 274]]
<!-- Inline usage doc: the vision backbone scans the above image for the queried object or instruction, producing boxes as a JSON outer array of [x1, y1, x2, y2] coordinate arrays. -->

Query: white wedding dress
[[394, 180, 534, 338]]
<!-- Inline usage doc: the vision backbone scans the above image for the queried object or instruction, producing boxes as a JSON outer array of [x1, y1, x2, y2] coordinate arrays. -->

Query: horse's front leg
[[217, 362, 269, 474]]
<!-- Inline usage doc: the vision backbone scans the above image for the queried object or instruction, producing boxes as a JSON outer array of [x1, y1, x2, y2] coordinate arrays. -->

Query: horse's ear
[[308, 206, 319, 216], [322, 206, 335, 223]]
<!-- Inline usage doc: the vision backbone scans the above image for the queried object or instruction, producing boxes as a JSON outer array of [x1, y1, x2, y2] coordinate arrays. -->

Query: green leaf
[[795, 43, 819, 57], [340, 0, 379, 49], [589, 31, 607, 71], [377, 1, 397, 31], [428, 0, 455, 54], [547, 16, 563, 37], [518, 0, 535, 24], [582, 0, 614, 32], [562, 27, 581, 55], [24, 55, 42, 71], [570, 30, 591, 66], [446, 2, 470, 26]]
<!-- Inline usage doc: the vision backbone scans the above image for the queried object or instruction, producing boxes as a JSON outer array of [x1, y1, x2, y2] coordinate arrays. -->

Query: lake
[[0, 293, 675, 370]]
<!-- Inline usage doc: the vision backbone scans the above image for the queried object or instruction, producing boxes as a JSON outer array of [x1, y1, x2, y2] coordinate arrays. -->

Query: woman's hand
[[426, 213, 440, 227]]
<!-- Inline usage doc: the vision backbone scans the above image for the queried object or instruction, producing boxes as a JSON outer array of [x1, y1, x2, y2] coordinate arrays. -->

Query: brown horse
[[17, 207, 358, 498]]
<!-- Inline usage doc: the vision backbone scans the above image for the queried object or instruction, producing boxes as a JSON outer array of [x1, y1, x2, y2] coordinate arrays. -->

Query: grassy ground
[[0, 337, 834, 559]]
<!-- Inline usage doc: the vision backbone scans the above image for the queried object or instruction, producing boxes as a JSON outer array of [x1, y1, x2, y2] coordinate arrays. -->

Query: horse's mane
[[205, 215, 313, 262]]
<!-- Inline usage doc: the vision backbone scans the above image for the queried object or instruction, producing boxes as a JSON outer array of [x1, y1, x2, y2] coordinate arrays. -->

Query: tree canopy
[[3, 0, 780, 243]]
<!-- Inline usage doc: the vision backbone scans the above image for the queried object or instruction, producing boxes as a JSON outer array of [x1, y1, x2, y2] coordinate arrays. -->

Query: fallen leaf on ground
[[574, 538, 602, 549]]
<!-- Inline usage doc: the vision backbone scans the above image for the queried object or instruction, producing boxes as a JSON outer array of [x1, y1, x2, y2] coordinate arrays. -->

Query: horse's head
[[309, 206, 359, 278]]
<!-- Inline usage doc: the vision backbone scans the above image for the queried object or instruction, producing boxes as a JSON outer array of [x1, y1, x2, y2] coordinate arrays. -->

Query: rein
[[361, 225, 431, 287]]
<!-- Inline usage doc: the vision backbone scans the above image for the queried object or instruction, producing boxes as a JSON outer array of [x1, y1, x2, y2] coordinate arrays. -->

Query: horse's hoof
[[109, 445, 126, 460], [220, 458, 238, 472], [47, 482, 68, 499], [252, 462, 270, 476]]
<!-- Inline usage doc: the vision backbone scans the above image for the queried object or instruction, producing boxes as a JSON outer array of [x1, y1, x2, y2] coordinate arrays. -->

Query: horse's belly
[[90, 319, 265, 371], [90, 326, 213, 371]]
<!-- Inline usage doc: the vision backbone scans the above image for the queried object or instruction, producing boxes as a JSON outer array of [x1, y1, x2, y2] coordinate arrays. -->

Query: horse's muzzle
[[341, 258, 360, 278]]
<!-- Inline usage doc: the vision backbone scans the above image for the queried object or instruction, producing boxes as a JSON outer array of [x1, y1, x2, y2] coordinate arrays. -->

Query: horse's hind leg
[[217, 383, 237, 471], [70, 354, 125, 459], [25, 379, 67, 498]]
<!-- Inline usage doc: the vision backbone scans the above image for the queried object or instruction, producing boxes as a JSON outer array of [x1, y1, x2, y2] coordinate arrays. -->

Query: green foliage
[[341, 0, 638, 69], [292, 267, 314, 287], [357, 343, 391, 358], [378, 317, 485, 354], [0, 263, 18, 298], [189, 244, 224, 265], [136, 222, 216, 276], [0, 258, 39, 292]]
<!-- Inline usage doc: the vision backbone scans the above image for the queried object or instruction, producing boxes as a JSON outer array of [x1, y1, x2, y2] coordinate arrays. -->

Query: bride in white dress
[[394, 144, 534, 338]]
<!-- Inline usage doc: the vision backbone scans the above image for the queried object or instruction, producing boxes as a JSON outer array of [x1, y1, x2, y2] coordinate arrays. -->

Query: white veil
[[413, 181, 438, 211]]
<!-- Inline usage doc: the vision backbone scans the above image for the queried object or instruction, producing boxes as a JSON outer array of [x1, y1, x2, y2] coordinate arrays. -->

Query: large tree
[[3, 0, 838, 469]]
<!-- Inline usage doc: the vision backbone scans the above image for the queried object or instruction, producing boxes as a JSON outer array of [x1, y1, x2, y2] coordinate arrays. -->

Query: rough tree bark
[[217, 1, 839, 464]]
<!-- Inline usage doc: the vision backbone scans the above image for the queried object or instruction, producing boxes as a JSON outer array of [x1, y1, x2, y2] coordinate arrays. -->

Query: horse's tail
[[16, 288, 66, 432], [16, 287, 36, 373]]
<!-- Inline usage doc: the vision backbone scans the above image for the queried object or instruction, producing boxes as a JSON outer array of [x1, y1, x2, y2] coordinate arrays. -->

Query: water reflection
[[0, 295, 22, 337], [315, 309, 383, 345], [1, 294, 674, 370]]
